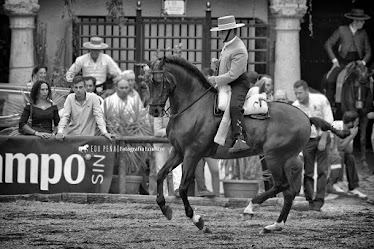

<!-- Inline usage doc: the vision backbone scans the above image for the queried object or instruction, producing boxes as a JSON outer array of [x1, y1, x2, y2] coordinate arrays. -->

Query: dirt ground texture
[[1, 154, 374, 249], [1, 194, 373, 249]]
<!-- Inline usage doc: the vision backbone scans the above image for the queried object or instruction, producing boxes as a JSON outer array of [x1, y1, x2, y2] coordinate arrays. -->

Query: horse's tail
[[309, 117, 350, 139]]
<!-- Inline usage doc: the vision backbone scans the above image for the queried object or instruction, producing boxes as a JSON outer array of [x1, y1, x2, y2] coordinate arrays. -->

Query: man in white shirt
[[293, 80, 334, 212], [66, 37, 122, 93], [102, 78, 144, 121]]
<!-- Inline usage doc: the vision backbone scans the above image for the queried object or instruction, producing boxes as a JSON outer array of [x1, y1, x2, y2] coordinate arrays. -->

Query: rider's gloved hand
[[332, 58, 340, 68], [208, 76, 218, 89], [356, 60, 366, 66]]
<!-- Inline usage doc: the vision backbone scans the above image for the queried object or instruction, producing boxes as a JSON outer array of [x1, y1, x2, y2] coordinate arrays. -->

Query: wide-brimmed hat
[[83, 37, 109, 50], [344, 8, 370, 20], [210, 15, 245, 32]]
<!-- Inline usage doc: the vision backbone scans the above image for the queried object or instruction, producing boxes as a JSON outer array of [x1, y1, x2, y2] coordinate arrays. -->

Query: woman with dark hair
[[19, 80, 60, 139], [27, 65, 48, 87], [254, 75, 274, 101]]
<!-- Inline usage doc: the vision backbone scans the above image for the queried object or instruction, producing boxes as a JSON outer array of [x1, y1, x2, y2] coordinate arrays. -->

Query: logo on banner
[[78, 144, 89, 153], [0, 153, 107, 191]]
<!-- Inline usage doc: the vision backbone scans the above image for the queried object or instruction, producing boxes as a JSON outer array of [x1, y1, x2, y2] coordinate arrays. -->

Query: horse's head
[[345, 61, 371, 85], [147, 58, 172, 117]]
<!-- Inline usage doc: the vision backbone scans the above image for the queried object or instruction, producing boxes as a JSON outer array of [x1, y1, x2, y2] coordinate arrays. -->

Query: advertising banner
[[0, 136, 115, 195]]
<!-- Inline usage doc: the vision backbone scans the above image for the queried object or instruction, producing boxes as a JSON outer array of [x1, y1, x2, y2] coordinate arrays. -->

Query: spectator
[[66, 37, 122, 94], [102, 77, 144, 116], [121, 70, 137, 91], [255, 75, 274, 101], [27, 65, 48, 87], [326, 129, 346, 194], [329, 111, 367, 198], [55, 75, 113, 140], [151, 99, 178, 196], [120, 70, 144, 105], [293, 80, 334, 211], [274, 89, 293, 104], [172, 159, 219, 197], [84, 76, 97, 93], [368, 112, 374, 158], [19, 80, 60, 139], [83, 76, 104, 105], [324, 8, 371, 106], [194, 158, 220, 197]]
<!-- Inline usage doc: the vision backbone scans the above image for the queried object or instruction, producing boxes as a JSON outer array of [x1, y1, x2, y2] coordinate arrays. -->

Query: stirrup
[[228, 138, 250, 153]]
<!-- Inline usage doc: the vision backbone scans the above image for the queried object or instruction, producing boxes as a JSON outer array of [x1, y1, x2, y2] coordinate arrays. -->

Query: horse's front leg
[[179, 153, 205, 230], [156, 148, 183, 220]]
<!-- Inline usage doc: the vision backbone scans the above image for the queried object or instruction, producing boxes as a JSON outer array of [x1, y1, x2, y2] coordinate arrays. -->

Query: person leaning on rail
[[55, 75, 114, 141]]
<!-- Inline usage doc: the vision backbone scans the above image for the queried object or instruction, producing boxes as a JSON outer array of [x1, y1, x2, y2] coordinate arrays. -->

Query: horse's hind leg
[[262, 156, 303, 234], [156, 148, 183, 220], [243, 156, 289, 217], [179, 152, 205, 230]]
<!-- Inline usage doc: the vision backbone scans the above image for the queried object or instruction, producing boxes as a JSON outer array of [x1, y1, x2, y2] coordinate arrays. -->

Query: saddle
[[214, 85, 270, 120]]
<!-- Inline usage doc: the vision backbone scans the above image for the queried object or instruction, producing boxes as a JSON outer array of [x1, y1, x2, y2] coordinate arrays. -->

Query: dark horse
[[340, 61, 373, 167], [148, 55, 349, 233]]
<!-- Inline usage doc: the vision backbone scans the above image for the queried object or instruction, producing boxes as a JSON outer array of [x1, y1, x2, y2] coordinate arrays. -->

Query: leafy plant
[[51, 39, 70, 88], [221, 156, 263, 180], [106, 0, 127, 32], [155, 43, 183, 59], [103, 99, 153, 175], [62, 0, 77, 21]]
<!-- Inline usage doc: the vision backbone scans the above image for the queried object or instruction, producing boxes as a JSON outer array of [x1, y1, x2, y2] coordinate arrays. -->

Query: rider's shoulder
[[310, 92, 328, 102]]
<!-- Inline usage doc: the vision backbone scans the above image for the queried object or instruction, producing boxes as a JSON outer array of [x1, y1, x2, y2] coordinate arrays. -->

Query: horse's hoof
[[261, 222, 284, 233], [243, 213, 254, 219], [162, 205, 173, 220], [260, 228, 271, 234], [194, 216, 205, 230]]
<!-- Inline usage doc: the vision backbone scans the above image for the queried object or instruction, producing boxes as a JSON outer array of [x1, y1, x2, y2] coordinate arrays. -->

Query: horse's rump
[[214, 102, 311, 159]]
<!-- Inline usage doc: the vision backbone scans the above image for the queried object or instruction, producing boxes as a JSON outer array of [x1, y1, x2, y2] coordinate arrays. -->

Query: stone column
[[270, 0, 307, 101], [3, 0, 40, 84]]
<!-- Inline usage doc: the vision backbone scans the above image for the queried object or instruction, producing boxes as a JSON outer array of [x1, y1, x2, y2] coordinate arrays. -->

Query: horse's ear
[[345, 62, 356, 74], [159, 56, 166, 69]]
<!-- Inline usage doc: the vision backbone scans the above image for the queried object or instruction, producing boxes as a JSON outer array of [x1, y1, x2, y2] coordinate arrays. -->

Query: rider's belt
[[229, 72, 251, 88]]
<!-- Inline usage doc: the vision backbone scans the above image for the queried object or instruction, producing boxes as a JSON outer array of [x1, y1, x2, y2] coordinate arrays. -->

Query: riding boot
[[229, 119, 250, 153]]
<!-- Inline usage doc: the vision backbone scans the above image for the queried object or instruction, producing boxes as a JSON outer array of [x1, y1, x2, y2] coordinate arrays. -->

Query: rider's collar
[[349, 24, 357, 35], [223, 36, 237, 48]]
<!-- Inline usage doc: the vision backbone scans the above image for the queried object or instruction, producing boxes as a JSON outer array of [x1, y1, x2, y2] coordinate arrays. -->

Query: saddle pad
[[217, 85, 268, 115]]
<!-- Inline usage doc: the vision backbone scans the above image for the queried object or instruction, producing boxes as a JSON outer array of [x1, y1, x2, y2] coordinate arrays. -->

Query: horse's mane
[[162, 55, 214, 90]]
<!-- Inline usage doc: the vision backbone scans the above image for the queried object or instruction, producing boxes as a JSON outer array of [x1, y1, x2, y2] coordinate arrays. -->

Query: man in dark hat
[[324, 8, 372, 106], [208, 15, 257, 153]]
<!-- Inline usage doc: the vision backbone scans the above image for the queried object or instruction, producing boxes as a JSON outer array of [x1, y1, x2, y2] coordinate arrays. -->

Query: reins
[[169, 85, 213, 119]]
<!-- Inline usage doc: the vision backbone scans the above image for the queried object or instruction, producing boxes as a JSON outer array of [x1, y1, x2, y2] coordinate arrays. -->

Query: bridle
[[149, 58, 213, 119]]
